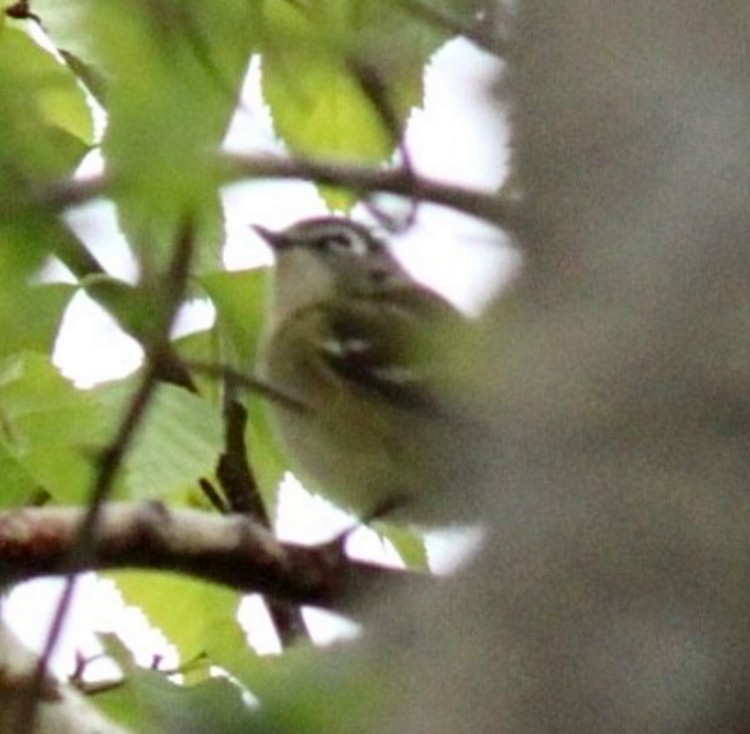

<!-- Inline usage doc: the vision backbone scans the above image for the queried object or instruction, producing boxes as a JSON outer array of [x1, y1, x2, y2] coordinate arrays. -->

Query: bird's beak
[[251, 225, 290, 251]]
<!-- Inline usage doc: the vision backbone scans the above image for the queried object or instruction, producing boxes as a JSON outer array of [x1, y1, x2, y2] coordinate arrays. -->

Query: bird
[[254, 216, 485, 526]]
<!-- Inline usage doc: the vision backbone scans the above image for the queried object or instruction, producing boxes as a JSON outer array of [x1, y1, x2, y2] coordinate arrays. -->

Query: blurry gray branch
[[0, 503, 420, 615]]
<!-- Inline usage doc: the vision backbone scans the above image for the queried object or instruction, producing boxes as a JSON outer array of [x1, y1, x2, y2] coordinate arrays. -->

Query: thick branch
[[0, 504, 421, 615]]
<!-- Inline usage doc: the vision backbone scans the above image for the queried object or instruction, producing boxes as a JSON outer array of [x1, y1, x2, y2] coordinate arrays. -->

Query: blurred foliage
[[95, 671, 256, 734], [0, 1, 476, 731], [93, 629, 390, 734], [0, 353, 105, 504], [93, 634, 256, 734]]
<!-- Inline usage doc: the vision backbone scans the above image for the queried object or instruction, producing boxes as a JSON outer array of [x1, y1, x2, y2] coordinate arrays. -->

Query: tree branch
[[214, 395, 311, 645], [38, 154, 517, 232], [224, 154, 514, 227], [0, 504, 422, 615]]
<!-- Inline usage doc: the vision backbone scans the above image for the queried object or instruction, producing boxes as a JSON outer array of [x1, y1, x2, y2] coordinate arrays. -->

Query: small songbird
[[254, 217, 484, 525]]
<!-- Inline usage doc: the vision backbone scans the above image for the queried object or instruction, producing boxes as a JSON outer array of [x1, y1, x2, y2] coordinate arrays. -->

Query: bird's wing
[[318, 290, 464, 415]]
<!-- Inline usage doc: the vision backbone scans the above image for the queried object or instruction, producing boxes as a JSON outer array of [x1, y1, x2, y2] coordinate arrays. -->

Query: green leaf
[[240, 645, 386, 734], [0, 353, 105, 503], [0, 282, 75, 359], [0, 25, 94, 146], [374, 523, 429, 571], [246, 399, 288, 524], [59, 48, 109, 108], [109, 571, 250, 680], [94, 611, 385, 734], [0, 27, 94, 283], [259, 0, 450, 207], [81, 274, 162, 345], [173, 327, 223, 402], [199, 267, 269, 367], [95, 381, 224, 503], [261, 2, 393, 156], [72, 0, 257, 274], [198, 267, 289, 517], [0, 440, 46, 508], [93, 639, 256, 734]]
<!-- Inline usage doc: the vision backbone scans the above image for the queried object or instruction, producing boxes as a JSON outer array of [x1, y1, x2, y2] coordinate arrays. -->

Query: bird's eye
[[315, 232, 369, 257], [311, 235, 341, 251], [329, 233, 360, 253]]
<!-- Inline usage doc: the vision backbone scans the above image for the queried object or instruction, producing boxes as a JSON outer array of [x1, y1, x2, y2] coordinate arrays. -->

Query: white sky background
[[5, 37, 510, 667]]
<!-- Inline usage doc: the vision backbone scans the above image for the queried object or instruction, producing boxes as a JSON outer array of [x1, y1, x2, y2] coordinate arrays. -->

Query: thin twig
[[214, 395, 310, 645], [199, 477, 230, 513], [51, 222, 195, 390], [225, 155, 515, 229], [50, 226, 108, 281], [187, 360, 310, 414], [4, 0, 42, 23], [19, 218, 196, 734], [217, 397, 267, 520], [347, 58, 421, 230]]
